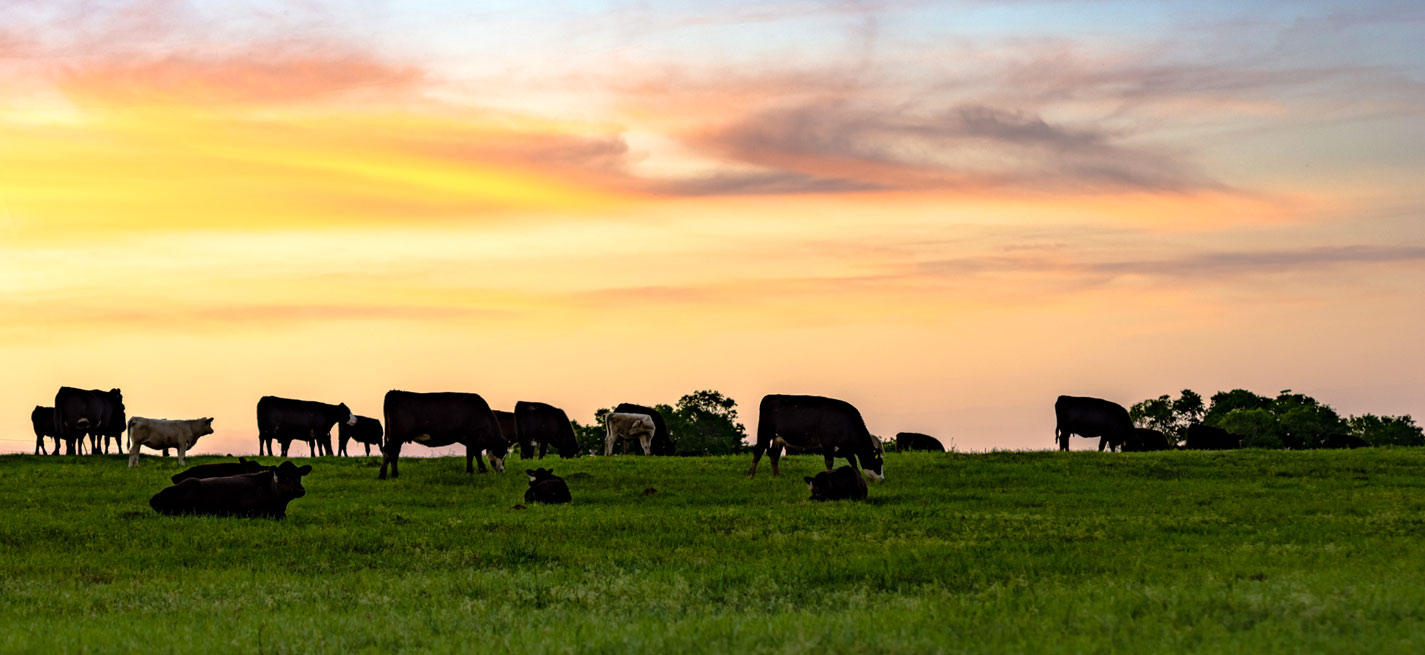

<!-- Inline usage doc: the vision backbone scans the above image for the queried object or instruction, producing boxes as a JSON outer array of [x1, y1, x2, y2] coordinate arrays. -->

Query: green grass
[[3, 449, 1425, 653]]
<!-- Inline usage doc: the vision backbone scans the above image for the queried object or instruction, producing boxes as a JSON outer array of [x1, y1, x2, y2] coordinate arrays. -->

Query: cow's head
[[274, 461, 313, 499], [197, 418, 215, 437], [338, 403, 357, 426], [526, 468, 556, 483], [487, 442, 508, 473], [858, 443, 885, 482]]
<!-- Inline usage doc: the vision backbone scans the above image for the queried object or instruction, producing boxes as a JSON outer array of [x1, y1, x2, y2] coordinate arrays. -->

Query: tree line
[[1129, 389, 1423, 449], [572, 389, 750, 456]]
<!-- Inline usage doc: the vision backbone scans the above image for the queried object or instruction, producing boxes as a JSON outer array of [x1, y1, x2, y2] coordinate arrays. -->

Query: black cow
[[895, 432, 945, 452], [256, 396, 355, 457], [150, 461, 311, 519], [748, 394, 884, 480], [1054, 395, 1133, 452], [380, 390, 508, 479], [514, 401, 580, 459], [1183, 423, 1241, 450], [806, 465, 869, 501], [493, 410, 519, 447], [31, 406, 59, 455], [524, 468, 572, 504], [1121, 427, 1172, 452], [339, 415, 383, 456], [54, 387, 126, 456], [614, 403, 675, 455], [1322, 433, 1370, 449], [171, 458, 272, 484]]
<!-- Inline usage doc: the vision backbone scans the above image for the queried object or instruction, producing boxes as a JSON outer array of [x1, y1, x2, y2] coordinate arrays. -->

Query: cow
[[171, 458, 272, 484], [256, 396, 355, 457], [1054, 395, 1134, 452], [339, 415, 383, 456], [54, 387, 126, 456], [613, 403, 675, 455], [127, 417, 214, 466], [1121, 427, 1172, 452], [149, 461, 312, 519], [514, 401, 580, 459], [806, 465, 868, 501], [895, 432, 945, 452], [379, 390, 508, 479], [31, 406, 59, 455], [524, 468, 572, 504], [605, 412, 656, 456], [493, 410, 519, 448], [1322, 433, 1370, 449], [748, 394, 885, 481], [1183, 423, 1241, 450]]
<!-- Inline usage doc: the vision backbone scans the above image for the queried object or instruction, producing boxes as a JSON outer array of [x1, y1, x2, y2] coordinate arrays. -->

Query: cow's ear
[[804, 477, 815, 484], [297, 465, 312, 476], [525, 469, 536, 476]]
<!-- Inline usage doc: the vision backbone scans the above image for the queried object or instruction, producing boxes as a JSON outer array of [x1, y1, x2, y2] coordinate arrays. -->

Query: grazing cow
[[31, 406, 60, 456], [493, 410, 519, 447], [604, 412, 657, 456], [171, 458, 272, 484], [613, 403, 675, 455], [339, 415, 383, 456], [1122, 427, 1172, 452], [514, 401, 580, 459], [1322, 433, 1370, 449], [1054, 395, 1134, 452], [524, 468, 572, 504], [895, 432, 945, 452], [1183, 423, 1241, 450], [256, 396, 355, 457], [806, 465, 868, 501], [748, 394, 885, 480], [380, 390, 508, 479], [54, 387, 126, 456], [127, 417, 214, 466], [149, 461, 312, 519]]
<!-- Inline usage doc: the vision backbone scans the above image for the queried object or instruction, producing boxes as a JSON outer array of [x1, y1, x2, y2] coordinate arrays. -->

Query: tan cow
[[128, 417, 214, 467], [604, 412, 656, 456]]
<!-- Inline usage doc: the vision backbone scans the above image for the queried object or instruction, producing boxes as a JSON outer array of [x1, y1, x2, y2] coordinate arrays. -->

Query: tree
[[1203, 389, 1274, 427], [1273, 391, 1344, 449], [665, 390, 747, 456], [1172, 389, 1205, 425], [1218, 408, 1283, 449], [1348, 414, 1425, 446], [1129, 389, 1205, 445]]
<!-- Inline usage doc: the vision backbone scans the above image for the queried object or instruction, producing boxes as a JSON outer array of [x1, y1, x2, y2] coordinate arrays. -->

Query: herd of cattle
[[36, 387, 1371, 518]]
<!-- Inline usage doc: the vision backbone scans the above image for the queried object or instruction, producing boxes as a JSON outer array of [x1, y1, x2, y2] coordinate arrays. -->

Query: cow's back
[[761, 394, 870, 448], [385, 390, 499, 447]]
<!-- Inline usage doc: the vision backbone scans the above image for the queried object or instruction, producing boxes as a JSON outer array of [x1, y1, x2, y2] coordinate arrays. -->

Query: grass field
[[3, 449, 1425, 653]]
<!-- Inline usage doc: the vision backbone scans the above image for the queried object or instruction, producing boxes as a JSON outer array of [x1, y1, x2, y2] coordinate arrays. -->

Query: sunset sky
[[2, 1, 1422, 454]]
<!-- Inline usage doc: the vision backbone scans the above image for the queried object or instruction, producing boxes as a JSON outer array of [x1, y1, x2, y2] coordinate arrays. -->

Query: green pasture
[[2, 449, 1425, 653]]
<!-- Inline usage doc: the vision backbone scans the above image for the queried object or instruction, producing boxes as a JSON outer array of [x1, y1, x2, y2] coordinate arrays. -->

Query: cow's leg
[[469, 445, 486, 474], [605, 424, 616, 457], [162, 448, 170, 457], [639, 433, 652, 456], [338, 435, 347, 457], [538, 441, 547, 459], [1098, 437, 1108, 452], [747, 441, 767, 478], [1057, 428, 1069, 452], [128, 439, 140, 468], [281, 440, 290, 457], [34, 436, 45, 456], [363, 443, 371, 456], [379, 440, 402, 479], [824, 445, 838, 471], [177, 442, 187, 466]]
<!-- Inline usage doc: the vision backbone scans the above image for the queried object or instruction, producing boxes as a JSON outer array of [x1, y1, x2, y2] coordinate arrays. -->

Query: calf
[[524, 468, 571, 504], [128, 417, 215, 467], [171, 457, 272, 484], [805, 466, 868, 501], [149, 461, 312, 519], [31, 406, 59, 456], [339, 415, 383, 456], [604, 412, 656, 456]]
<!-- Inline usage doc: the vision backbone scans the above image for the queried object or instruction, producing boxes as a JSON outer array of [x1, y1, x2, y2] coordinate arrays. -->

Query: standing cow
[[128, 417, 215, 466], [54, 387, 126, 456], [31, 406, 59, 455], [605, 412, 657, 456], [338, 415, 383, 456], [514, 401, 580, 459], [748, 394, 885, 480], [613, 403, 675, 455], [379, 390, 508, 479], [1054, 395, 1134, 452], [895, 432, 945, 452], [256, 396, 355, 457]]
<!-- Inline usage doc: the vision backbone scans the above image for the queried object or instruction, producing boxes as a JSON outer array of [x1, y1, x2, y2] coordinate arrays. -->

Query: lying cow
[[128, 416, 214, 467], [524, 468, 571, 504], [806, 466, 868, 501], [895, 432, 945, 452], [1121, 428, 1172, 452], [605, 412, 656, 456], [171, 457, 272, 484], [339, 415, 383, 456], [149, 461, 312, 519]]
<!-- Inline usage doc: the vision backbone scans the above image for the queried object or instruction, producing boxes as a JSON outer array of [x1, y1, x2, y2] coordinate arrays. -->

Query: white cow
[[128, 416, 215, 467], [604, 412, 657, 456]]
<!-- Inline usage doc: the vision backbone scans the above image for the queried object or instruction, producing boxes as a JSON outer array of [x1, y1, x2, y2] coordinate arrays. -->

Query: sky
[[2, 0, 1423, 455]]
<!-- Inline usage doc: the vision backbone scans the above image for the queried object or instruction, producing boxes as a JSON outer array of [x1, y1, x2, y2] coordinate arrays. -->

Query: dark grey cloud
[[919, 244, 1425, 280]]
